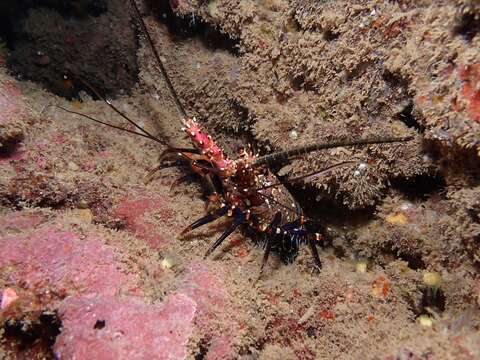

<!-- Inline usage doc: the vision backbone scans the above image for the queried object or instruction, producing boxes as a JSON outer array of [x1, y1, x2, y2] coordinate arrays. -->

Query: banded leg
[[261, 212, 282, 272], [181, 206, 228, 235], [145, 147, 205, 184], [204, 208, 245, 258], [308, 234, 322, 271]]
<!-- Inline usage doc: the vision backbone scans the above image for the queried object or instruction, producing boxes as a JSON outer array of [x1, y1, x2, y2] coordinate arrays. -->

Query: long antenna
[[77, 77, 161, 142], [254, 161, 356, 192], [129, 0, 188, 119], [253, 136, 414, 167], [56, 105, 163, 143]]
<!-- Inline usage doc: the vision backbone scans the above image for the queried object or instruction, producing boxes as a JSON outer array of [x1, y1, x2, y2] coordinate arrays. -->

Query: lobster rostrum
[[59, 0, 415, 273]]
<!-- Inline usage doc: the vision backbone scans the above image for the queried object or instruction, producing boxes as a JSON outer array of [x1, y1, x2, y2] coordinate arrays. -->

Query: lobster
[[58, 0, 414, 273]]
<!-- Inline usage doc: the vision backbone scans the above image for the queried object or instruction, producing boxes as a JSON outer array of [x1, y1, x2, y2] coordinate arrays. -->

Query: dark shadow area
[[144, 0, 240, 55], [390, 173, 446, 201], [0, 0, 137, 99], [454, 7, 480, 42], [286, 182, 376, 228], [3, 312, 62, 358], [323, 29, 340, 41], [398, 252, 426, 270], [396, 101, 426, 133], [420, 286, 446, 314]]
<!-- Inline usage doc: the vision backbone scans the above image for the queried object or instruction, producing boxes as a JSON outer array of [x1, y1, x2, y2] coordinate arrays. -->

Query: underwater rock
[[0, 80, 27, 149], [54, 294, 196, 360]]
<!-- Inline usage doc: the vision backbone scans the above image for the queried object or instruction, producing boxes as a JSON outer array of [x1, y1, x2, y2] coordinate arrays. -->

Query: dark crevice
[[323, 29, 340, 41], [287, 182, 377, 227], [382, 69, 410, 90], [3, 312, 62, 357], [382, 70, 426, 134], [0, 139, 24, 159], [0, 1, 106, 50], [454, 7, 480, 42], [1, 0, 138, 99], [397, 252, 426, 270], [396, 101, 425, 133], [288, 73, 317, 93], [93, 319, 106, 329], [390, 173, 446, 201], [144, 0, 240, 55], [290, 74, 305, 91], [420, 287, 446, 314], [194, 339, 209, 360]]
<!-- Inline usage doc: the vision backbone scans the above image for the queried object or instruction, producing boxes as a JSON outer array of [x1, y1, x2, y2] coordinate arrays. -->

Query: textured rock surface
[[1, 1, 480, 359], [54, 294, 196, 360], [0, 80, 27, 148]]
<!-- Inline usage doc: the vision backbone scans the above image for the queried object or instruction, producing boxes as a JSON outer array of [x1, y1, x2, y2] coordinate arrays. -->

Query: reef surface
[[0, 0, 479, 359]]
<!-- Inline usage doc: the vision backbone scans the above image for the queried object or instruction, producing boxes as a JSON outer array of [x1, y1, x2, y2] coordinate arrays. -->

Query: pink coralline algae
[[0, 226, 135, 300], [178, 262, 241, 360], [0, 211, 45, 234], [114, 196, 175, 249], [1, 287, 19, 309], [54, 293, 196, 360], [0, 213, 200, 359]]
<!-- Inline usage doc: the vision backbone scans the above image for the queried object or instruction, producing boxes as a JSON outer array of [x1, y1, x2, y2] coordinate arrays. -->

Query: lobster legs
[[182, 206, 323, 271]]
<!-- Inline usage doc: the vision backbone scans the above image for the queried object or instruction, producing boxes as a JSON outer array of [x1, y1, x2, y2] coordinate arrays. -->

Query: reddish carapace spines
[[182, 117, 234, 175]]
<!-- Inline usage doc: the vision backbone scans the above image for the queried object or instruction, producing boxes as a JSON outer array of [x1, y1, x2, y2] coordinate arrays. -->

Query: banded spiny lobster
[[59, 0, 414, 272]]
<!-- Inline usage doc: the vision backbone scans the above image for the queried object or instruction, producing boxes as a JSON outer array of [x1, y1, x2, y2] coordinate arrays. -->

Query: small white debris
[[288, 129, 298, 140], [68, 162, 79, 171], [161, 258, 175, 270], [418, 315, 433, 327], [298, 304, 316, 324], [355, 260, 368, 273], [422, 154, 433, 163], [399, 202, 413, 211]]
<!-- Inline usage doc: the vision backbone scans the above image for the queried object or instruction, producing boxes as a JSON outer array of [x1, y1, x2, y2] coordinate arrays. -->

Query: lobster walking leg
[[181, 206, 229, 234], [261, 212, 282, 272], [308, 236, 322, 270], [204, 209, 245, 258]]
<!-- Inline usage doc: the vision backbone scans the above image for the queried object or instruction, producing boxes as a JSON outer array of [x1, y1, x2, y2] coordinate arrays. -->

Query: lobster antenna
[[77, 77, 162, 142], [254, 161, 356, 192], [253, 135, 414, 167], [57, 105, 163, 143], [253, 161, 355, 218], [129, 0, 188, 119]]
